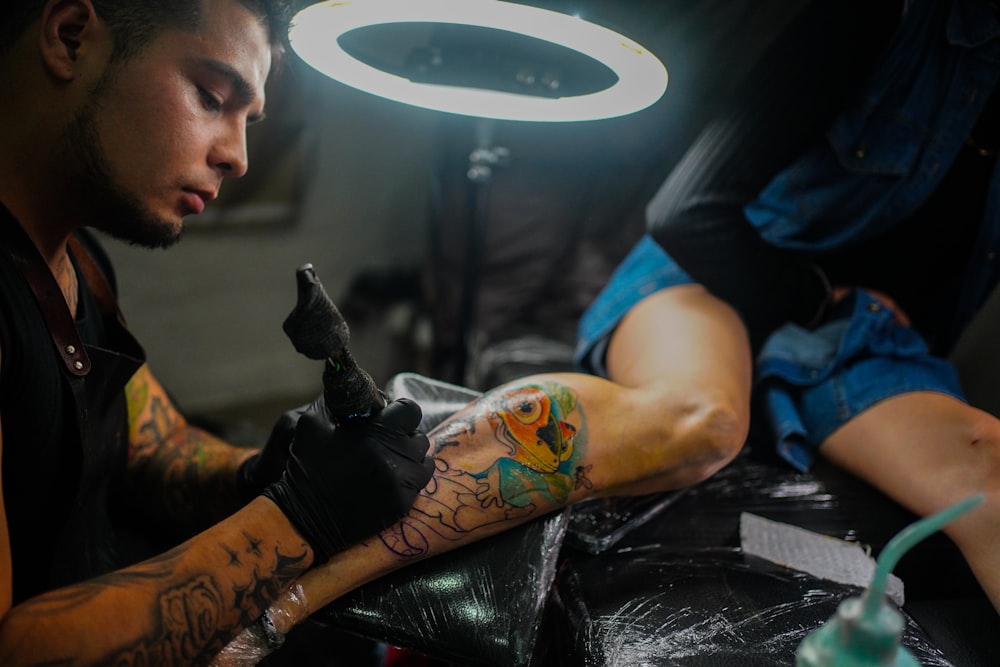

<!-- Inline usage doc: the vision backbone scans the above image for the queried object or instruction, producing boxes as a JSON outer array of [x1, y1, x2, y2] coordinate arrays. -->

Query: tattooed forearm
[[229, 540, 309, 628], [9, 531, 309, 667], [125, 363, 251, 529], [380, 382, 589, 558], [117, 537, 308, 666], [125, 417, 247, 530]]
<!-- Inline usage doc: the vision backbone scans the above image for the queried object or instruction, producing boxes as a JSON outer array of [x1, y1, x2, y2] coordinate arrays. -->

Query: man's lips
[[181, 188, 216, 216]]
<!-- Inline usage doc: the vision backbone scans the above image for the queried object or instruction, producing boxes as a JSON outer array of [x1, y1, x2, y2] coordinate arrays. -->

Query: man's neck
[[0, 197, 79, 317]]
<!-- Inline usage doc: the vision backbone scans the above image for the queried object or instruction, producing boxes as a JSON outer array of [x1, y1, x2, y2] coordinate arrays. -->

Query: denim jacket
[[745, 0, 1000, 347]]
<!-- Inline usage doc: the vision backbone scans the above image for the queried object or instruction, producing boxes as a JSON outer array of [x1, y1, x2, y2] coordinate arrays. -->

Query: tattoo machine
[[282, 263, 387, 425], [213, 265, 388, 664]]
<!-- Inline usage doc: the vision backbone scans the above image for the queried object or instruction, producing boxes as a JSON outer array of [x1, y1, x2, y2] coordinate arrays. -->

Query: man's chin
[[95, 215, 184, 250]]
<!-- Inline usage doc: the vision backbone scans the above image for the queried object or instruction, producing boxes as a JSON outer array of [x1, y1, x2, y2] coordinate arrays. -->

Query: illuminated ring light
[[289, 0, 668, 122]]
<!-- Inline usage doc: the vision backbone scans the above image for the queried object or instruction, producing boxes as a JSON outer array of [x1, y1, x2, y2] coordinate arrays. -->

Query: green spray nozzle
[[862, 494, 984, 618], [797, 493, 985, 666]]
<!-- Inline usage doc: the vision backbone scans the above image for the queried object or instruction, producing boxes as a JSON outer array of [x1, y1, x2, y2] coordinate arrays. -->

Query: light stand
[[288, 0, 668, 382]]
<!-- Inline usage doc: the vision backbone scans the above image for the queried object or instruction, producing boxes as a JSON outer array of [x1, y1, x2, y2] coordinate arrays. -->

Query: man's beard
[[62, 90, 183, 250]]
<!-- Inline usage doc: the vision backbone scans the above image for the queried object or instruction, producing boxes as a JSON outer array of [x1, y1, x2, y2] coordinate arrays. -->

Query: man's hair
[[0, 0, 294, 62]]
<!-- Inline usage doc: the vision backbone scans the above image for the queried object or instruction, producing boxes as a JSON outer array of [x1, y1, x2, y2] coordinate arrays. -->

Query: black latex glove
[[236, 395, 327, 503], [263, 397, 434, 561]]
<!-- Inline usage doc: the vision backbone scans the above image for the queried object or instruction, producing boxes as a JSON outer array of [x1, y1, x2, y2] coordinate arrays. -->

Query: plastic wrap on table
[[311, 509, 569, 666], [610, 449, 911, 549], [548, 547, 954, 666], [301, 372, 569, 666], [565, 490, 689, 555], [611, 449, 982, 603]]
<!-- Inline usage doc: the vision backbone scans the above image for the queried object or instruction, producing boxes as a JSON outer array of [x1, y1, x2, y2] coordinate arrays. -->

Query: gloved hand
[[262, 397, 434, 562], [236, 395, 327, 502]]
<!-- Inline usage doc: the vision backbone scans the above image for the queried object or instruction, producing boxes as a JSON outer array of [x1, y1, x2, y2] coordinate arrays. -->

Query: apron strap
[[67, 234, 122, 322], [0, 203, 127, 377], [1, 221, 91, 376]]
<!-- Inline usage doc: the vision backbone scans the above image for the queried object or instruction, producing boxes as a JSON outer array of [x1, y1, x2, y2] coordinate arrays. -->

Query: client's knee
[[938, 411, 1000, 538], [962, 411, 1000, 491], [647, 386, 749, 486], [692, 396, 748, 477]]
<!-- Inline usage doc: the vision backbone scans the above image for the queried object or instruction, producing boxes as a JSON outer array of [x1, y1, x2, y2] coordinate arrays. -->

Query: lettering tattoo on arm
[[380, 382, 589, 558]]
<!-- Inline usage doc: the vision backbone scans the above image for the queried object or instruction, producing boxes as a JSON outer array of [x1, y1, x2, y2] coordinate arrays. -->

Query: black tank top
[[0, 209, 145, 603]]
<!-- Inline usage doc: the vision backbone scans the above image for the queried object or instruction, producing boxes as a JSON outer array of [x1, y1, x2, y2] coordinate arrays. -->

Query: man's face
[[64, 0, 272, 248]]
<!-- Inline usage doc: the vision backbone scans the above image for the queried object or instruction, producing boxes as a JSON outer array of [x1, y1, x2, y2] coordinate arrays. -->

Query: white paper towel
[[740, 512, 905, 606]]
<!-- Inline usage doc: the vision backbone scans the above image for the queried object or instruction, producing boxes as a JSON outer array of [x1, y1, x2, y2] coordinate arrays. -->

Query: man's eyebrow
[[200, 57, 267, 124]]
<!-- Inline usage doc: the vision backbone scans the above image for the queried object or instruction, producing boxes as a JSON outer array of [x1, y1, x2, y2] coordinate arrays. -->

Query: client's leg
[[821, 392, 1000, 612], [267, 284, 752, 629], [604, 284, 753, 494]]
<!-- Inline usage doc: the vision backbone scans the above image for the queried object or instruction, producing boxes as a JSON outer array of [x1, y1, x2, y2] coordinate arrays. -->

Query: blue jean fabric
[[755, 291, 965, 471], [575, 235, 692, 376], [745, 0, 1000, 350], [574, 235, 966, 472]]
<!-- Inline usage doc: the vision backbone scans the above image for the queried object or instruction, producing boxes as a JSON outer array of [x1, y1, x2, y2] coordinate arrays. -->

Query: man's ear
[[39, 0, 104, 81]]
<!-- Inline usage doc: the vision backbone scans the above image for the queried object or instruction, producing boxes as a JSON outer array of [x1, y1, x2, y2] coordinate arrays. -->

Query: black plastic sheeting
[[542, 444, 995, 666], [312, 510, 569, 665], [259, 373, 996, 666], [309, 373, 569, 666], [599, 450, 985, 605], [547, 549, 951, 666]]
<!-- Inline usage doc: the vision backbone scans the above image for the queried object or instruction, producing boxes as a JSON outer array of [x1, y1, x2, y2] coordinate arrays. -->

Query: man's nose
[[211, 121, 249, 178]]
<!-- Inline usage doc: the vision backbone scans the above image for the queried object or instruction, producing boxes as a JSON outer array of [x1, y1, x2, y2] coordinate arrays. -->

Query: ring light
[[288, 0, 668, 122]]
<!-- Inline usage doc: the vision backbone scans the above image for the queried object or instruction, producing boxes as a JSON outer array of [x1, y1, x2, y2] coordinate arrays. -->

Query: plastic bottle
[[796, 494, 984, 666]]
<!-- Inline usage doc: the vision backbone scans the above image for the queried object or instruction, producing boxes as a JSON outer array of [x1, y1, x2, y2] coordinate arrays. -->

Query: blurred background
[[101, 0, 1000, 443]]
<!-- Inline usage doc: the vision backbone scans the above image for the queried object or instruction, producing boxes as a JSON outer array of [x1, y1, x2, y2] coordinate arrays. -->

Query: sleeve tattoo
[[8, 535, 308, 666]]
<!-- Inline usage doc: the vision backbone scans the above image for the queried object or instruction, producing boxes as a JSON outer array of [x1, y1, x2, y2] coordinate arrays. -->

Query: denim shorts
[[575, 235, 694, 375], [575, 235, 966, 472]]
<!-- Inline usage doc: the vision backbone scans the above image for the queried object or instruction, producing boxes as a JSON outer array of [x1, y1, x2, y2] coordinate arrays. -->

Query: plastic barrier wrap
[[601, 449, 985, 604], [312, 509, 569, 666], [384, 372, 484, 434], [566, 492, 689, 555], [547, 448, 995, 665], [603, 450, 915, 551], [548, 547, 953, 666], [267, 372, 570, 667]]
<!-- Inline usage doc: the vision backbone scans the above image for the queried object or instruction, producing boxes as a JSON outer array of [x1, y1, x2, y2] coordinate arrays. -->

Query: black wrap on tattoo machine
[[282, 263, 387, 426]]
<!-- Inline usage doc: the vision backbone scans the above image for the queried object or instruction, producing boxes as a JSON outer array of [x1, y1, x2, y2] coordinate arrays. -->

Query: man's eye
[[198, 87, 223, 111]]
